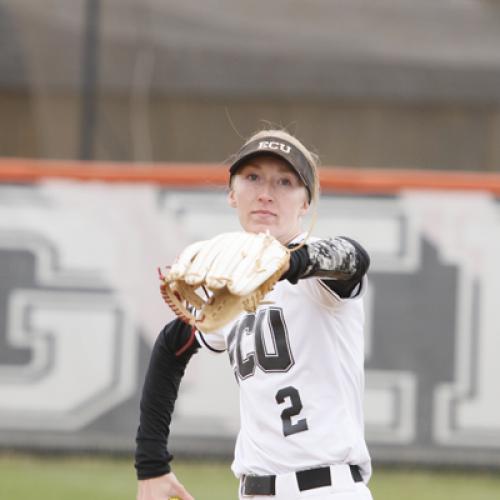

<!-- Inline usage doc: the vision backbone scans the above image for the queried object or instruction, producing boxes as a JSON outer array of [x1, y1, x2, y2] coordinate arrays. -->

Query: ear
[[298, 193, 309, 216], [227, 188, 238, 208]]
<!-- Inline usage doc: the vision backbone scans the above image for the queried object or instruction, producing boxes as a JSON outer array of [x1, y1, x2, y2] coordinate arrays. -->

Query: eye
[[246, 172, 259, 181], [278, 177, 293, 186]]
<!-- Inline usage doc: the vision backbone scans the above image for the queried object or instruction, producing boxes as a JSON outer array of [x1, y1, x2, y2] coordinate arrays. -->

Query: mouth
[[251, 210, 276, 217]]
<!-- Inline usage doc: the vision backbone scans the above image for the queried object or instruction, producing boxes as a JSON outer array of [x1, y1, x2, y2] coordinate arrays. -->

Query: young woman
[[135, 130, 373, 500]]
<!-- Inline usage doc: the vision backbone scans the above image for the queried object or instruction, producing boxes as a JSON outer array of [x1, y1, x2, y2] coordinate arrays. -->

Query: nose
[[257, 182, 274, 202]]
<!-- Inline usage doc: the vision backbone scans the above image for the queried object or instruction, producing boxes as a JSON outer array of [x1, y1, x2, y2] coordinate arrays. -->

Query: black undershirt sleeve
[[135, 319, 200, 479], [281, 237, 370, 298]]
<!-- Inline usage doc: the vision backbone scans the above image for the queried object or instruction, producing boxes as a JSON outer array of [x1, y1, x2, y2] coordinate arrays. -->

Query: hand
[[137, 472, 195, 500], [159, 231, 290, 332]]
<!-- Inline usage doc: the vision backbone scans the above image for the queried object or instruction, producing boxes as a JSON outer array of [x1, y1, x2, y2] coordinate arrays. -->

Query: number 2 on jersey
[[276, 386, 309, 437], [228, 308, 309, 437]]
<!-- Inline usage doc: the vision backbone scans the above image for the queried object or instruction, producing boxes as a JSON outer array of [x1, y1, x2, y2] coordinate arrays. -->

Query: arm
[[281, 237, 370, 298], [135, 318, 200, 499]]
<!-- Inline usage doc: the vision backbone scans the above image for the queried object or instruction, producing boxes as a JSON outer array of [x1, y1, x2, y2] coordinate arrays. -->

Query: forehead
[[237, 154, 297, 174]]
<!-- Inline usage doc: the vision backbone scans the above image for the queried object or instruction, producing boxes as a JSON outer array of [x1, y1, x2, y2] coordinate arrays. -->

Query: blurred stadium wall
[[1, 162, 500, 469], [1, 0, 500, 170]]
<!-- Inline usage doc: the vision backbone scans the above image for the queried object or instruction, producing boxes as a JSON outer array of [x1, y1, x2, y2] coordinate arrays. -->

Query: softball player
[[135, 130, 373, 500]]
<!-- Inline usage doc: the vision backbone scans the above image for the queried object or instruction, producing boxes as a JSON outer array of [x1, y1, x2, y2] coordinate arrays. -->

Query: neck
[[280, 230, 305, 246]]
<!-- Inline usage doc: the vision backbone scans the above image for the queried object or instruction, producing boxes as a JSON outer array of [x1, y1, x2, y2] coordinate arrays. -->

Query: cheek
[[228, 187, 251, 211], [292, 191, 309, 216], [228, 179, 247, 208]]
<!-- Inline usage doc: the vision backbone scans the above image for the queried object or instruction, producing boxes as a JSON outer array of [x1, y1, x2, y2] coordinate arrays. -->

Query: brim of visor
[[229, 151, 312, 202]]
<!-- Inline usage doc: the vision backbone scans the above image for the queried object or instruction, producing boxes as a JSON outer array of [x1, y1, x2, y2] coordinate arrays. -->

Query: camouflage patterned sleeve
[[281, 237, 370, 296], [304, 237, 367, 280]]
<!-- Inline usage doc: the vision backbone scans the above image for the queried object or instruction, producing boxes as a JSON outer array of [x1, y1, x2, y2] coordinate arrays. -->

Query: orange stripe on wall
[[1, 158, 500, 195]]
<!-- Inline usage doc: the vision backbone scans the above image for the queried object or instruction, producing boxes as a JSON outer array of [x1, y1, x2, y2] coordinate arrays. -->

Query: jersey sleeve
[[298, 274, 368, 308]]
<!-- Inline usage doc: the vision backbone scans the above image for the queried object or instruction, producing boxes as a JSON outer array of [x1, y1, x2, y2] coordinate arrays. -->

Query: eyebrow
[[240, 162, 295, 174]]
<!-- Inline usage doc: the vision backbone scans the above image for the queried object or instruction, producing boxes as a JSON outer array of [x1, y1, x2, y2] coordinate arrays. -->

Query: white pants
[[239, 465, 373, 500]]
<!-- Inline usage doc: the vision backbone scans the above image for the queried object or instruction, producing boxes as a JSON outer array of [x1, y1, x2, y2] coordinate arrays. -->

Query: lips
[[252, 210, 276, 217]]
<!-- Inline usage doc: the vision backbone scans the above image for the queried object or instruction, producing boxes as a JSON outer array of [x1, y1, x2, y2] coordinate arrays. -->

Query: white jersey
[[197, 262, 371, 483]]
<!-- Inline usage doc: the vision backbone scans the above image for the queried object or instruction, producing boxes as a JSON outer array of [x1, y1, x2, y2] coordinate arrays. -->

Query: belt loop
[[330, 464, 355, 490], [279, 471, 301, 498]]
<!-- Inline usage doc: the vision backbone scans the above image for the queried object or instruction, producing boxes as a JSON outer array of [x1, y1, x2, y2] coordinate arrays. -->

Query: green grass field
[[1, 453, 499, 500]]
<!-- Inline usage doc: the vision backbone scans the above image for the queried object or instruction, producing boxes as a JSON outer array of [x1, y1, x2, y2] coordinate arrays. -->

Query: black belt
[[241, 464, 363, 496]]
